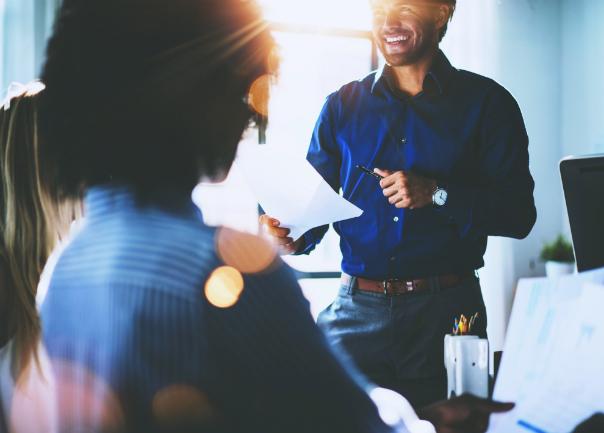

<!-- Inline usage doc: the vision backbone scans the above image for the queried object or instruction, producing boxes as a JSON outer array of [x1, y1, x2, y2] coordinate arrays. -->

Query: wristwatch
[[432, 185, 448, 207]]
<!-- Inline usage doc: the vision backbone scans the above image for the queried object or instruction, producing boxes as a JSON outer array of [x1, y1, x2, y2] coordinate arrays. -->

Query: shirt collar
[[371, 49, 456, 97], [85, 183, 203, 223]]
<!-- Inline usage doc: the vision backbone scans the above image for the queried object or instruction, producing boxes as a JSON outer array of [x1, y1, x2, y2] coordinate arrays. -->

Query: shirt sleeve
[[205, 259, 395, 433], [439, 85, 537, 239], [294, 93, 342, 255]]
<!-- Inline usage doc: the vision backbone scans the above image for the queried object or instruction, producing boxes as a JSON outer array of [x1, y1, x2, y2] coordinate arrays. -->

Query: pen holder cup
[[444, 334, 489, 399]]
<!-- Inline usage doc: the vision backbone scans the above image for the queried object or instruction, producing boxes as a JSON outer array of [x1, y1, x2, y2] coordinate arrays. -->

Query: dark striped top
[[41, 185, 392, 433]]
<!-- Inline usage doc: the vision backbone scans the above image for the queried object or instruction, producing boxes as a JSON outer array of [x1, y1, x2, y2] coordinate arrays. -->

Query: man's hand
[[259, 214, 303, 255], [374, 168, 437, 209], [417, 394, 515, 433]]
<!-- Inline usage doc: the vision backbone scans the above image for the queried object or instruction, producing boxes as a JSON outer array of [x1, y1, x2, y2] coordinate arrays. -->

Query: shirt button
[[393, 216, 399, 222], [390, 256, 396, 261], [401, 137, 407, 144]]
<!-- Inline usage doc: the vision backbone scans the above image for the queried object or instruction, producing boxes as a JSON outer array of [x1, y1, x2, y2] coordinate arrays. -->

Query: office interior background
[[1, 0, 603, 353]]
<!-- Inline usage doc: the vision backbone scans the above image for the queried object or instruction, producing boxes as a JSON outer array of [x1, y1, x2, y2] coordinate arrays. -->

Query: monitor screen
[[560, 155, 604, 272]]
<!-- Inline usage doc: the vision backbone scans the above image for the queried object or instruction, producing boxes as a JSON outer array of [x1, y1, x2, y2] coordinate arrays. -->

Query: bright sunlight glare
[[257, 0, 372, 30]]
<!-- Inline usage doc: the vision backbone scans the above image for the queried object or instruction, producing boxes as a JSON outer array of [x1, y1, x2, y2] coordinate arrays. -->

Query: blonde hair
[[0, 83, 76, 379]]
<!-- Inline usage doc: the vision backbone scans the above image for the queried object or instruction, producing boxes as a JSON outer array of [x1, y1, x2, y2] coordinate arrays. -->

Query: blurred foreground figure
[[39, 1, 391, 431], [39, 1, 512, 432]]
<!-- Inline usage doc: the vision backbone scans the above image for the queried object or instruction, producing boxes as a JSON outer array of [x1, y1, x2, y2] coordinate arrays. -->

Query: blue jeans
[[317, 275, 487, 409]]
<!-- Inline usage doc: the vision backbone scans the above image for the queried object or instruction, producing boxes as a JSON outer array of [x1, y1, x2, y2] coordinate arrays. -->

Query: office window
[[259, 0, 371, 30], [0, 0, 59, 91]]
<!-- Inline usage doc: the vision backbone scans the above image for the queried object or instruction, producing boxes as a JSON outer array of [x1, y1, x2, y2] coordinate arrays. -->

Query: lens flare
[[215, 228, 277, 275], [10, 350, 56, 433], [247, 74, 272, 117], [49, 359, 125, 433], [153, 385, 215, 426], [204, 266, 245, 308]]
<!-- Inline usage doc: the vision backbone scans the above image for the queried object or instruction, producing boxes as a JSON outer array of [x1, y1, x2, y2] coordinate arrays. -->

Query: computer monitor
[[560, 154, 604, 272]]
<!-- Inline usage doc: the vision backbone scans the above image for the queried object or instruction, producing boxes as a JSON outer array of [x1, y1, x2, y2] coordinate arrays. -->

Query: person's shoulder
[[328, 71, 379, 103], [455, 69, 518, 102], [210, 227, 280, 276], [205, 227, 306, 308], [453, 70, 525, 126], [339, 70, 378, 93], [51, 215, 221, 294], [455, 69, 498, 91], [199, 226, 294, 287]]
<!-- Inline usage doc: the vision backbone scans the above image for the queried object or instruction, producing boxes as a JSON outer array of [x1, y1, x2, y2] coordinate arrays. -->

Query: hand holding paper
[[237, 145, 363, 243], [258, 214, 302, 254]]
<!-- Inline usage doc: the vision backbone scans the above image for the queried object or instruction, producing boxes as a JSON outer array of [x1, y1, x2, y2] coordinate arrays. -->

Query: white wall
[[442, 0, 564, 350], [561, 0, 604, 159]]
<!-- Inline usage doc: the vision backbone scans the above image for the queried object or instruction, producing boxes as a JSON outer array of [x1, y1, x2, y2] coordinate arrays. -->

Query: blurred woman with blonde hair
[[0, 82, 74, 433]]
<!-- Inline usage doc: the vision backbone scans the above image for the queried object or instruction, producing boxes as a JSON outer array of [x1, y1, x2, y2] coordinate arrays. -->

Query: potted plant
[[540, 235, 575, 277]]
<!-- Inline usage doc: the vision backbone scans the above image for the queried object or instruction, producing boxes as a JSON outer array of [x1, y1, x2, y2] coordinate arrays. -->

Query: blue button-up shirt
[[300, 50, 536, 280]]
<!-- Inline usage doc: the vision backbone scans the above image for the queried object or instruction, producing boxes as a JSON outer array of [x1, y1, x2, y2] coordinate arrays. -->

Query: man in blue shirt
[[262, 0, 536, 407]]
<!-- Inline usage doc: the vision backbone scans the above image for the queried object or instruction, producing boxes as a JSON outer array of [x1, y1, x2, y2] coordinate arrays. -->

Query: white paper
[[488, 268, 604, 433], [236, 145, 363, 240]]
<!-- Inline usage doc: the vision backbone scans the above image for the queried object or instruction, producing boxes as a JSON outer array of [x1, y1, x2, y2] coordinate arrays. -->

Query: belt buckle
[[382, 279, 414, 295], [382, 278, 403, 295]]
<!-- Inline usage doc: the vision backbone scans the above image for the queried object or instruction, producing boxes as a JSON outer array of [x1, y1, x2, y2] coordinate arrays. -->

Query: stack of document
[[488, 268, 604, 433]]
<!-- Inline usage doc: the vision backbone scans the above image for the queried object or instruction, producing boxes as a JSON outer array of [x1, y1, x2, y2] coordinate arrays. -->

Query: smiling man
[[262, 0, 536, 408]]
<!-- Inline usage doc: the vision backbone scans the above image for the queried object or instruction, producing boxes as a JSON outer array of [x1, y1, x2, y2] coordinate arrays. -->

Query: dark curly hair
[[40, 0, 276, 200]]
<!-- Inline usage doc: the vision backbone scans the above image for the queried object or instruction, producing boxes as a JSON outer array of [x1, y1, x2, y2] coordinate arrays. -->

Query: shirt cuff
[[293, 229, 318, 255], [368, 387, 436, 433]]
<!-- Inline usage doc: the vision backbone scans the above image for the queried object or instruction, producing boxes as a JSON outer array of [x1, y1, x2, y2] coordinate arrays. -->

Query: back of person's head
[[41, 0, 276, 201], [0, 83, 64, 378]]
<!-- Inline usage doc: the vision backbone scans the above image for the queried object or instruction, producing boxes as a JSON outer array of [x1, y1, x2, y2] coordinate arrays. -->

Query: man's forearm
[[440, 182, 536, 239]]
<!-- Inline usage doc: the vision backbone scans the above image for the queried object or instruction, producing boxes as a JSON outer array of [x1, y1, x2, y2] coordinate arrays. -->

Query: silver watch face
[[434, 188, 448, 206]]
